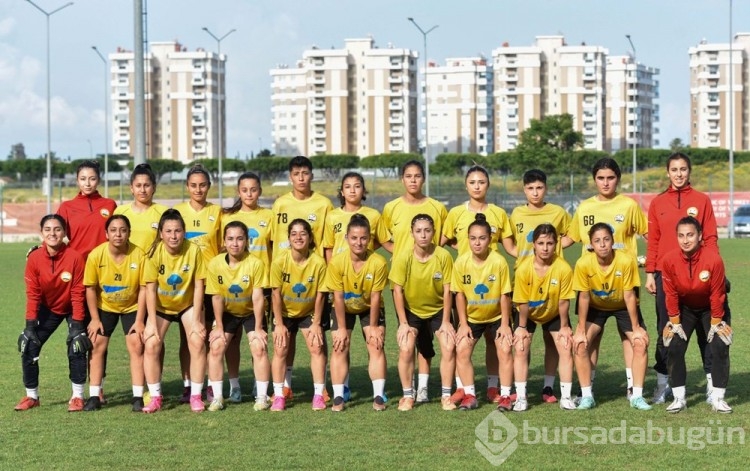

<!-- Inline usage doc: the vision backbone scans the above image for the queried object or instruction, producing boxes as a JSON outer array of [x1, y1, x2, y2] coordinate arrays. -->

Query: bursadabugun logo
[[475, 410, 518, 466]]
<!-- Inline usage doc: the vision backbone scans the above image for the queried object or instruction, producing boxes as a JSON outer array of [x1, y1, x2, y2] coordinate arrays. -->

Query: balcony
[[314, 129, 327, 138], [194, 92, 206, 100], [313, 114, 326, 124], [390, 114, 404, 124], [389, 128, 404, 138], [192, 76, 205, 86], [192, 144, 207, 153], [389, 100, 404, 110], [192, 130, 207, 140], [311, 75, 325, 84], [313, 101, 326, 111], [388, 74, 402, 83], [191, 118, 206, 127]]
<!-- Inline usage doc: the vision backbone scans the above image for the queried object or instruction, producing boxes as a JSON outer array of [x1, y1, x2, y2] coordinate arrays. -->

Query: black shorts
[[587, 307, 646, 333], [204, 294, 215, 327], [320, 293, 332, 331], [406, 310, 442, 359], [280, 315, 313, 334], [157, 305, 192, 323], [98, 311, 138, 337], [512, 310, 562, 334], [468, 318, 500, 340], [223, 314, 267, 334], [332, 307, 386, 331]]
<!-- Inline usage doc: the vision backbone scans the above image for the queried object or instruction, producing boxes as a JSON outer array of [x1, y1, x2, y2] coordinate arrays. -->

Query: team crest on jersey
[[151, 223, 159, 230], [242, 275, 250, 283], [100, 209, 110, 218], [61, 271, 72, 282], [130, 263, 138, 270], [365, 273, 373, 280], [699, 270, 710, 282], [687, 207, 698, 217], [182, 264, 191, 272], [209, 216, 216, 222], [614, 214, 625, 223], [551, 278, 558, 286], [490, 226, 497, 234], [433, 271, 443, 281], [615, 270, 622, 277], [488, 274, 496, 282], [259, 221, 268, 228], [307, 276, 315, 282], [308, 214, 317, 222]]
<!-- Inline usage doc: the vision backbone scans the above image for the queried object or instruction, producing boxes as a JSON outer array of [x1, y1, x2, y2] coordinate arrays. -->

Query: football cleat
[[398, 396, 415, 411], [142, 395, 163, 413], [190, 394, 204, 413], [496, 395, 512, 412], [83, 396, 102, 411], [459, 394, 478, 410], [513, 397, 528, 412], [14, 396, 40, 411], [630, 396, 653, 411], [576, 396, 596, 410], [559, 397, 577, 410], [68, 397, 84, 412], [207, 398, 224, 412], [312, 394, 326, 411], [541, 386, 558, 403], [666, 398, 687, 413]]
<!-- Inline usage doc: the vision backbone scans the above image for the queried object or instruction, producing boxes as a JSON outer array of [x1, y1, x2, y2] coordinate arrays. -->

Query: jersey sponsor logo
[[100, 209, 111, 218], [592, 288, 615, 297], [166, 274, 183, 290], [248, 228, 260, 241], [103, 285, 127, 293], [228, 284, 244, 297], [699, 270, 710, 282], [433, 271, 443, 281], [280, 241, 291, 250], [528, 299, 545, 308], [687, 207, 698, 217], [474, 283, 490, 299], [614, 214, 625, 223], [61, 271, 72, 282], [186, 231, 207, 239]]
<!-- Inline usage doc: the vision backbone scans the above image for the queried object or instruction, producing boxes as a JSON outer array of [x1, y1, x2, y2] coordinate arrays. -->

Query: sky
[[0, 0, 747, 161]]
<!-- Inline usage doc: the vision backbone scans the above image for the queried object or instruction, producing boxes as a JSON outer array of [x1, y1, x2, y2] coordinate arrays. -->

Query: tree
[[359, 153, 423, 178], [669, 138, 686, 152], [145, 159, 184, 182], [515, 114, 584, 175], [310, 154, 359, 180], [249, 156, 289, 181]]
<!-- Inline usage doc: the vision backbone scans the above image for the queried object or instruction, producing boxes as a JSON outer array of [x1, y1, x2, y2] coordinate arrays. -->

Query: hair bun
[[474, 213, 487, 223]]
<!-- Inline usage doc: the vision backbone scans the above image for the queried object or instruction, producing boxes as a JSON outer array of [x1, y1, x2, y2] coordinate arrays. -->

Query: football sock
[[26, 388, 39, 400], [147, 382, 162, 397], [515, 382, 527, 399], [313, 383, 325, 396], [544, 375, 555, 389], [190, 381, 203, 396], [581, 386, 593, 398], [441, 387, 451, 397], [72, 383, 84, 399], [672, 386, 686, 400], [403, 388, 414, 398], [344, 372, 349, 388], [464, 385, 476, 397], [625, 368, 633, 389], [417, 374, 429, 390], [500, 385, 512, 397], [183, 379, 190, 388], [706, 373, 713, 390], [132, 385, 144, 397], [209, 381, 223, 399], [372, 379, 385, 398], [89, 385, 101, 398], [332, 384, 345, 399], [711, 387, 725, 401], [487, 375, 499, 389], [631, 386, 643, 399], [656, 373, 669, 388], [273, 382, 284, 397], [455, 376, 463, 389], [284, 367, 293, 389], [229, 377, 240, 390], [256, 381, 269, 398], [560, 382, 572, 399]]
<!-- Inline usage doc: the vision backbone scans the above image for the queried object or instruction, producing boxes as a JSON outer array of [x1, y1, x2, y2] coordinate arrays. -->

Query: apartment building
[[270, 37, 418, 157], [109, 41, 225, 163], [688, 33, 749, 150], [491, 35, 658, 152], [606, 55, 660, 152], [424, 57, 494, 155]]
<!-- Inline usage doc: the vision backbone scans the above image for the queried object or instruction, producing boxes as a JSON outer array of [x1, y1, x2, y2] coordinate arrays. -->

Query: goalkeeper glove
[[67, 320, 92, 354], [18, 320, 41, 354], [707, 321, 733, 346], [662, 321, 687, 347]]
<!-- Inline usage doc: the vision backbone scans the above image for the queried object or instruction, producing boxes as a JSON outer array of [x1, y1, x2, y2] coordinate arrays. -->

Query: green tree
[[360, 153, 423, 178], [145, 158, 184, 182], [515, 114, 584, 175], [669, 138, 685, 152], [249, 156, 289, 181], [310, 154, 359, 180]]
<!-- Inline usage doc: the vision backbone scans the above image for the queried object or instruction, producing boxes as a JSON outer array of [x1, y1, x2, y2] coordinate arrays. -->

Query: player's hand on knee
[[708, 320, 732, 346]]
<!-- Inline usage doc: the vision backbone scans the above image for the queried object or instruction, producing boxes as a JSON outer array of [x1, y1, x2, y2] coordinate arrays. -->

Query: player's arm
[[501, 236, 517, 258]]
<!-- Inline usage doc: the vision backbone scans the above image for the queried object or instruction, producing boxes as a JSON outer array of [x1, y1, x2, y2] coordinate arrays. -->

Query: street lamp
[[202, 27, 236, 204], [625, 34, 638, 193], [92, 46, 110, 198], [408, 17, 438, 197], [26, 0, 74, 214], [728, 0, 735, 238]]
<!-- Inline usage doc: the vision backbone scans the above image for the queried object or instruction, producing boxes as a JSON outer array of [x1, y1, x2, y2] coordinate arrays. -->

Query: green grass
[[0, 240, 748, 470]]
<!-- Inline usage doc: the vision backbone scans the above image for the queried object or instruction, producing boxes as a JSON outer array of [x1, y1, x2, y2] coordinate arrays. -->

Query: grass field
[[1, 240, 748, 470]]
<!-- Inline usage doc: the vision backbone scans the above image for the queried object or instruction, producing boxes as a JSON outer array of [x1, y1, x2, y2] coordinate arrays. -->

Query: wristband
[[517, 325, 527, 329]]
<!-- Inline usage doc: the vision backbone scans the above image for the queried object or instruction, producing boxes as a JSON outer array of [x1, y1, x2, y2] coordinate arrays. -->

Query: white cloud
[[0, 17, 15, 36]]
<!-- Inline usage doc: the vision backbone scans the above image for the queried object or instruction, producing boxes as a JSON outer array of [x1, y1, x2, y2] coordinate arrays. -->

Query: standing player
[[644, 153, 722, 403], [510, 169, 572, 404], [220, 172, 274, 403], [328, 215, 389, 411], [661, 217, 732, 413], [381, 159, 448, 404], [572, 223, 651, 411], [15, 215, 90, 412], [270, 156, 333, 400], [173, 165, 222, 402], [57, 160, 117, 259], [114, 163, 168, 252], [452, 214, 513, 411], [442, 165, 515, 405], [141, 209, 207, 413], [512, 224, 576, 411], [390, 214, 456, 411], [83, 215, 147, 411], [564, 158, 647, 399], [269, 219, 328, 411], [205, 221, 269, 411]]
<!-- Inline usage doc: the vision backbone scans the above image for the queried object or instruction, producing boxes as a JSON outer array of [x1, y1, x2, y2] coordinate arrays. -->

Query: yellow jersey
[[443, 203, 513, 256], [113, 203, 168, 252], [568, 194, 647, 258], [172, 202, 222, 264], [206, 253, 266, 318], [269, 251, 327, 319], [572, 250, 640, 311], [381, 197, 448, 260], [326, 250, 388, 314], [143, 240, 206, 315], [451, 251, 512, 324], [389, 246, 453, 319], [322, 206, 389, 257], [512, 255, 574, 324], [270, 192, 333, 260], [221, 208, 274, 271], [510, 203, 570, 268], [84, 242, 145, 314]]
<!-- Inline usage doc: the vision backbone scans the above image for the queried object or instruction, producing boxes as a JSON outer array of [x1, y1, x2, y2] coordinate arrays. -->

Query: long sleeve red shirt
[[661, 245, 725, 320], [645, 184, 718, 273], [57, 191, 117, 259], [25, 243, 86, 321]]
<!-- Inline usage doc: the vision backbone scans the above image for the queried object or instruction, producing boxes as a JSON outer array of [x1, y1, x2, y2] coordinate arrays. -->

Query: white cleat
[[666, 398, 687, 413]]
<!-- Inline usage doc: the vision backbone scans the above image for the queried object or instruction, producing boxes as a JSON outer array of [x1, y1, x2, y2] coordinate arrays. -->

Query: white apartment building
[[109, 41, 225, 163], [492, 35, 658, 152], [688, 34, 749, 150], [424, 57, 493, 155], [606, 55, 660, 152], [270, 37, 418, 157]]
